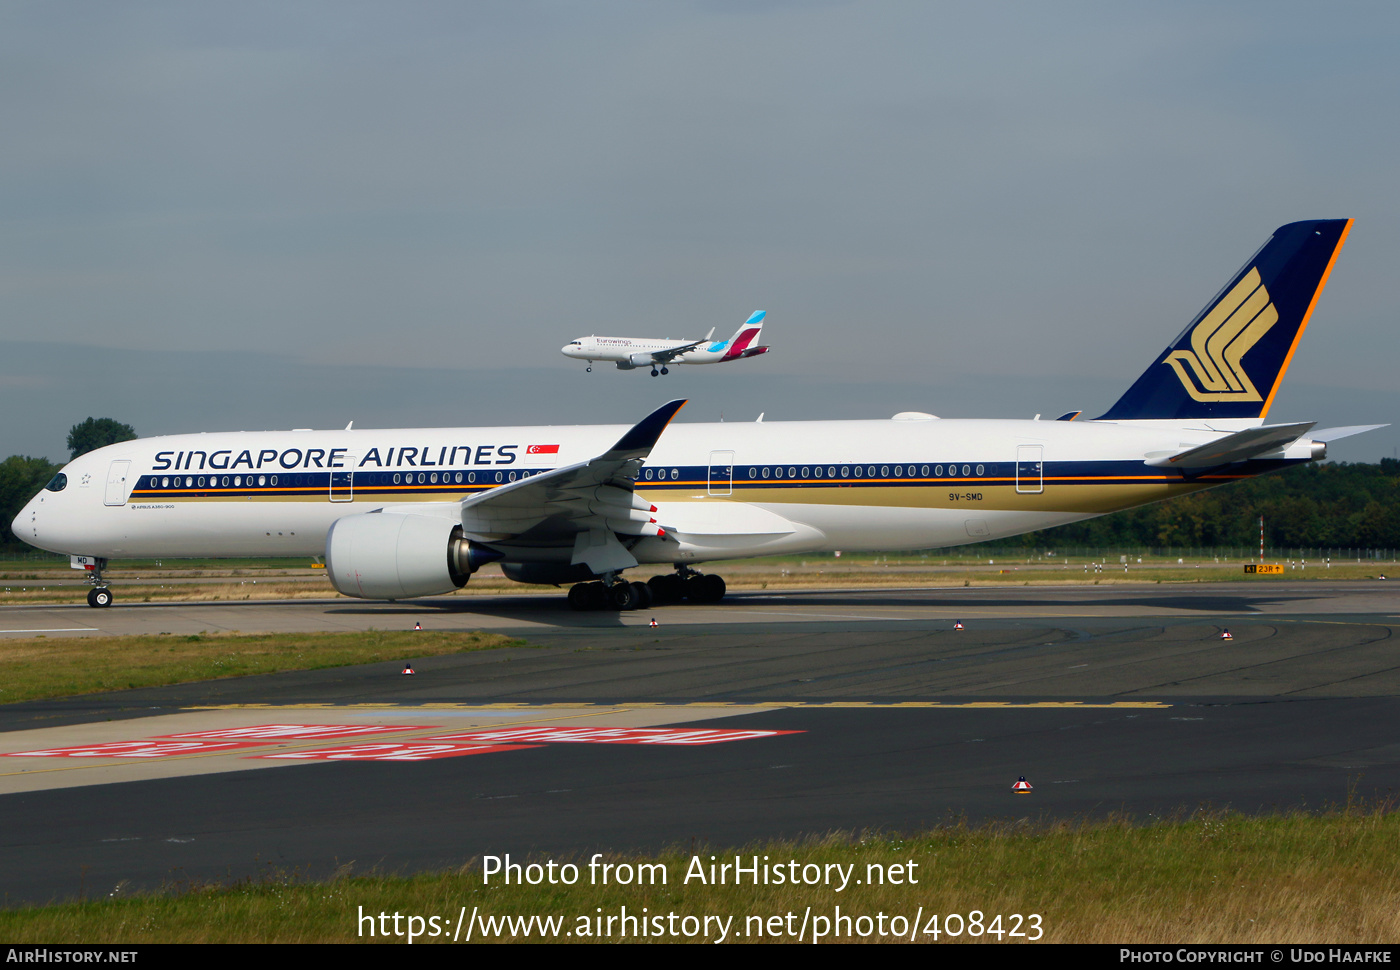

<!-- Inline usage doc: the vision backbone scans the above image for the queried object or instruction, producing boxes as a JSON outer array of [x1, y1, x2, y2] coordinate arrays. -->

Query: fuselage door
[[104, 460, 132, 506], [708, 451, 734, 496], [330, 456, 356, 503], [1016, 445, 1044, 494]]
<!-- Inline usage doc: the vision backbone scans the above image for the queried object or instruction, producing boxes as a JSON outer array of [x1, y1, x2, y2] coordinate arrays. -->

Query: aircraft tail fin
[[1096, 220, 1352, 422], [720, 310, 767, 361]]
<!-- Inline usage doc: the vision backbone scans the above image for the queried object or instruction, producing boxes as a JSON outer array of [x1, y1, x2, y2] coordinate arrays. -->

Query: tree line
[[2, 419, 1398, 550]]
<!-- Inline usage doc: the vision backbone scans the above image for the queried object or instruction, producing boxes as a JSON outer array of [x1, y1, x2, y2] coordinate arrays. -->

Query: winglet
[[606, 399, 687, 459]]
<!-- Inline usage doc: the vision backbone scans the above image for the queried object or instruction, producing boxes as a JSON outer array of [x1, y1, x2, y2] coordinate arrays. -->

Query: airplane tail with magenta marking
[[1097, 219, 1352, 424], [719, 310, 769, 361]]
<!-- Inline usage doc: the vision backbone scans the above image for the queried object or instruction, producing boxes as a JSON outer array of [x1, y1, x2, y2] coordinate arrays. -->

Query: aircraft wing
[[1145, 421, 1316, 470], [647, 339, 706, 364], [457, 399, 686, 573]]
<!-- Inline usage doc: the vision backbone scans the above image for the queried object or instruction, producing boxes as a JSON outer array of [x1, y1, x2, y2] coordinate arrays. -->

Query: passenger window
[[976, 464, 984, 476], [934, 465, 942, 476], [854, 466, 863, 478], [748, 467, 756, 479], [921, 465, 929, 476], [828, 467, 836, 477], [881, 465, 890, 477], [801, 466, 809, 478], [393, 473, 401, 484], [962, 465, 970, 476], [840, 466, 849, 478], [671, 468, 678, 480], [762, 467, 769, 479], [468, 472, 475, 483], [269, 476, 276, 486]]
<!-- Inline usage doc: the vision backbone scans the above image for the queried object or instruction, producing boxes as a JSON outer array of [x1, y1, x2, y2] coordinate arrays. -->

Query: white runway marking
[[0, 627, 98, 634]]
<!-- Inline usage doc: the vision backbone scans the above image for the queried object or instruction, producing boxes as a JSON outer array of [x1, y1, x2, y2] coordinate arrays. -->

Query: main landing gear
[[84, 558, 112, 608], [567, 565, 725, 611], [649, 366, 669, 377]]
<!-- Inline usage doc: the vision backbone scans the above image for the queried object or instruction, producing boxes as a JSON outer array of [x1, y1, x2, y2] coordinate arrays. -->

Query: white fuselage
[[14, 416, 1315, 566], [562, 336, 742, 367]]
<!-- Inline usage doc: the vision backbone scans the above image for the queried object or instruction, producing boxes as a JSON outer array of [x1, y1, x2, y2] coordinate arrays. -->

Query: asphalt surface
[[1, 581, 1398, 906]]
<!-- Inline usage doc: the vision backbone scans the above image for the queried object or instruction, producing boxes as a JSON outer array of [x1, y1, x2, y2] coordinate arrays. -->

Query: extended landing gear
[[84, 558, 112, 607], [644, 565, 726, 606], [567, 578, 654, 612], [649, 366, 670, 377], [586, 365, 592, 372], [567, 566, 726, 611]]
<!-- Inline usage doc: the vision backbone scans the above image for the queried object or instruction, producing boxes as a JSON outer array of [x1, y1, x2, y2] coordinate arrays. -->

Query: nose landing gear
[[84, 558, 112, 607]]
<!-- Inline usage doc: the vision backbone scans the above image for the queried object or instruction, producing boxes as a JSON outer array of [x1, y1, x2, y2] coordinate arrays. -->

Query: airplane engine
[[326, 512, 501, 600], [629, 352, 655, 367]]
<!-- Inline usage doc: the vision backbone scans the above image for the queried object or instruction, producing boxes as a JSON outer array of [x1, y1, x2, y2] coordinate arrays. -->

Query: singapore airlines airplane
[[14, 220, 1383, 611], [561, 311, 769, 375]]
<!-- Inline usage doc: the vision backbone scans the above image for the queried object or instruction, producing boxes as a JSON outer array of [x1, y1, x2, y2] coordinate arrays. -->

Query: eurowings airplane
[[561, 311, 769, 375], [15, 220, 1383, 611]]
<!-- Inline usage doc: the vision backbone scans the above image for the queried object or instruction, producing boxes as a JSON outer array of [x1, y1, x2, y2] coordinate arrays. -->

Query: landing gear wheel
[[650, 368, 659, 377], [87, 587, 113, 608], [586, 365, 592, 372], [647, 574, 685, 604], [568, 582, 608, 611], [660, 366, 669, 375], [630, 581, 653, 610], [685, 574, 726, 603], [607, 582, 641, 611], [567, 583, 591, 611]]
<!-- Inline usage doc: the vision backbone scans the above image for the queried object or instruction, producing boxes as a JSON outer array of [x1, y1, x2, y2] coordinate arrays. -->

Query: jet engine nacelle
[[628, 352, 655, 367], [326, 512, 501, 600]]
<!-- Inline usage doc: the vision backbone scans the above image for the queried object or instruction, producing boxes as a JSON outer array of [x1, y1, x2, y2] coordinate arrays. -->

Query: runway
[[1, 581, 1398, 905]]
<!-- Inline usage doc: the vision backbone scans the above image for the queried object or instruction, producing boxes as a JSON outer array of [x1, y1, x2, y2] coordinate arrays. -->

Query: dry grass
[[0, 558, 1387, 607], [2, 811, 1398, 942], [0, 630, 523, 704]]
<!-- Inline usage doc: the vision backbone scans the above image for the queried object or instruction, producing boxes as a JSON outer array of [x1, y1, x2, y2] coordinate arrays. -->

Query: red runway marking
[[156, 724, 430, 741], [4, 740, 271, 759], [256, 742, 541, 762], [421, 727, 804, 745]]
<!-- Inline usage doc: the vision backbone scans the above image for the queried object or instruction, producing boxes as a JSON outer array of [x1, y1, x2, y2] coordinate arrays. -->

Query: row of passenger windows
[[746, 464, 989, 480], [638, 464, 993, 482], [145, 469, 539, 490]]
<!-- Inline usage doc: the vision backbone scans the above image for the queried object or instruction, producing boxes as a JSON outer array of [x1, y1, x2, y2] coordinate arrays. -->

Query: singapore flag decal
[[527, 444, 560, 455]]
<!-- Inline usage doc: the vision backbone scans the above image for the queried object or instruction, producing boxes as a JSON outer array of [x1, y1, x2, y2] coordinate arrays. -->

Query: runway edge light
[[1013, 776, 1033, 794], [402, 663, 415, 675], [1220, 629, 1233, 640], [954, 620, 964, 631]]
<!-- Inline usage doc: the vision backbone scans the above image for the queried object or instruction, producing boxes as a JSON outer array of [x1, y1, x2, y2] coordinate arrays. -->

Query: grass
[[0, 630, 523, 704], [0, 552, 1392, 608], [2, 809, 1397, 942]]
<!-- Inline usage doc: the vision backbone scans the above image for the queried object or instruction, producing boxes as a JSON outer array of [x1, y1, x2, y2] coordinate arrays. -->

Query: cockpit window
[[45, 472, 67, 492]]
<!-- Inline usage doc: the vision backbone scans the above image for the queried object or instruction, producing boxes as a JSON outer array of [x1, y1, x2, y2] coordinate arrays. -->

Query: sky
[[2, 1, 1397, 462]]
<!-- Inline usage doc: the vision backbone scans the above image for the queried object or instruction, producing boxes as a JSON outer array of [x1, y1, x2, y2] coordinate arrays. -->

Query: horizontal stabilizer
[[1146, 421, 1315, 469], [1310, 424, 1389, 442]]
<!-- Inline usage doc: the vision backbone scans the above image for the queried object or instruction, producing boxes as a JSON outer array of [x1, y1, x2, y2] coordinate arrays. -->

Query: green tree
[[67, 417, 137, 459], [0, 455, 61, 546]]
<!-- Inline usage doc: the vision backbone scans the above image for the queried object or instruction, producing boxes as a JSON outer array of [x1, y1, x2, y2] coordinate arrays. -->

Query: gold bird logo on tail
[[1162, 268, 1278, 402]]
